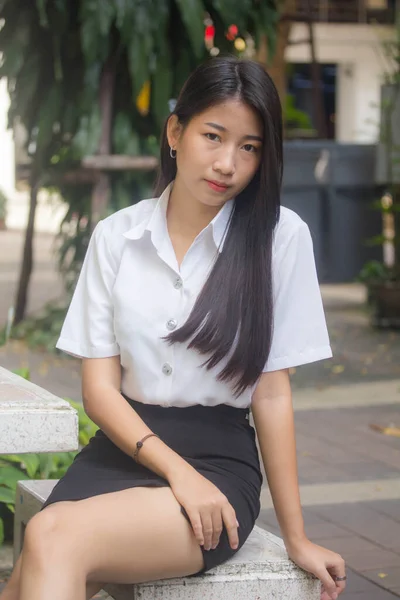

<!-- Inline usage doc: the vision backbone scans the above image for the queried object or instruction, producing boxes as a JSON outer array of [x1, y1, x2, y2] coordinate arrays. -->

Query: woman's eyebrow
[[204, 122, 263, 142]]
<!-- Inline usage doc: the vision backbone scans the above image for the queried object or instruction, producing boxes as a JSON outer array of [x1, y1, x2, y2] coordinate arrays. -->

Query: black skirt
[[41, 396, 263, 575]]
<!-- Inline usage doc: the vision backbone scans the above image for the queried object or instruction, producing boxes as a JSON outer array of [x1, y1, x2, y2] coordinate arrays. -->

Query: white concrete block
[[0, 366, 78, 453]]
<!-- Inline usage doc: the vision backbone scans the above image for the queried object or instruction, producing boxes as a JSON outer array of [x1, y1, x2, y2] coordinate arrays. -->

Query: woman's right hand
[[169, 467, 239, 552]]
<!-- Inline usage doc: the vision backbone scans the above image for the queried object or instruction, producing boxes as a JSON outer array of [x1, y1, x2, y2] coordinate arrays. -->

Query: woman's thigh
[[29, 487, 204, 584]]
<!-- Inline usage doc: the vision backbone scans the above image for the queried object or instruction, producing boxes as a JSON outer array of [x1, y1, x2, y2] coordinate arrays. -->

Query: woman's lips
[[206, 179, 229, 193]]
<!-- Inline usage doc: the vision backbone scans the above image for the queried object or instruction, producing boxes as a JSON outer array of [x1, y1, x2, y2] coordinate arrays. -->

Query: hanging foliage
[[0, 0, 279, 343]]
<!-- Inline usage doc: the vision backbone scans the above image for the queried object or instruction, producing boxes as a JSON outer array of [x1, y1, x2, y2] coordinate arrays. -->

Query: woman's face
[[167, 99, 263, 209]]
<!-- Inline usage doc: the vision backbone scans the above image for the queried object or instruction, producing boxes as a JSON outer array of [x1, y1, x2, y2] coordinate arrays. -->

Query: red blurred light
[[226, 24, 238, 41], [205, 25, 215, 40]]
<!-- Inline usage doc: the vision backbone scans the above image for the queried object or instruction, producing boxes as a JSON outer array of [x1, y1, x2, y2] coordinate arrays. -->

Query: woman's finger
[[211, 510, 223, 550], [321, 587, 333, 600], [327, 559, 347, 596], [187, 510, 204, 546], [201, 512, 214, 551], [314, 567, 338, 600], [221, 503, 239, 550]]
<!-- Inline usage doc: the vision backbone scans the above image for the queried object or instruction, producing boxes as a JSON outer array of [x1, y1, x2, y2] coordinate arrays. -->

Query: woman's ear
[[166, 115, 182, 151]]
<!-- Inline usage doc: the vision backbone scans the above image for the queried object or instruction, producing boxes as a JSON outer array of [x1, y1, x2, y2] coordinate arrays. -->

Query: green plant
[[0, 371, 98, 545], [284, 93, 314, 134], [3, 302, 71, 352], [357, 259, 392, 283]]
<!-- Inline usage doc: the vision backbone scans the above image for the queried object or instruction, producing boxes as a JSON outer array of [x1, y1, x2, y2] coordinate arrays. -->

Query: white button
[[162, 363, 173, 376], [173, 276, 183, 289], [166, 318, 177, 331]]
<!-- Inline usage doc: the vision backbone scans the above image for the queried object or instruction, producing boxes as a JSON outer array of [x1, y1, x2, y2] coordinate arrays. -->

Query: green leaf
[[79, 0, 110, 64], [152, 45, 173, 128], [113, 113, 135, 154], [114, 0, 129, 29], [128, 35, 150, 98], [0, 517, 4, 546], [175, 0, 205, 58], [13, 367, 30, 380], [0, 40, 24, 77], [0, 466, 30, 491], [0, 455, 24, 465], [97, 0, 115, 36], [36, 0, 49, 28], [18, 454, 41, 479], [36, 84, 63, 151], [0, 487, 16, 504], [212, 0, 252, 30], [72, 105, 102, 156], [365, 234, 391, 246], [250, 0, 280, 58], [9, 52, 40, 125], [38, 454, 58, 479]]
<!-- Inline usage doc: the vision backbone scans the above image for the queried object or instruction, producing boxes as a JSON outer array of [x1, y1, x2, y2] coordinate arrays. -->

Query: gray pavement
[[0, 228, 64, 325], [1, 228, 400, 599]]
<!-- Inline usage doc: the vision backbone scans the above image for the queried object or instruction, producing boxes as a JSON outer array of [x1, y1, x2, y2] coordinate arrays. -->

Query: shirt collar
[[123, 181, 234, 253]]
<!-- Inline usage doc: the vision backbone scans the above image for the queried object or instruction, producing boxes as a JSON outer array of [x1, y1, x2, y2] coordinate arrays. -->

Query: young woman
[[1, 56, 346, 600]]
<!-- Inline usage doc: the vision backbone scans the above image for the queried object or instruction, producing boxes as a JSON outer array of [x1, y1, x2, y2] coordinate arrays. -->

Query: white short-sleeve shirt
[[56, 182, 332, 408]]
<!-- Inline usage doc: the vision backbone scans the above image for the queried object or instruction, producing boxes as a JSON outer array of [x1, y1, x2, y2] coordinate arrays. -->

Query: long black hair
[[154, 56, 283, 397]]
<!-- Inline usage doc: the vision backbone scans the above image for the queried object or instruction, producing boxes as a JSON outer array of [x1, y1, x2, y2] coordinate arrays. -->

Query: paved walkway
[[1, 229, 400, 599]]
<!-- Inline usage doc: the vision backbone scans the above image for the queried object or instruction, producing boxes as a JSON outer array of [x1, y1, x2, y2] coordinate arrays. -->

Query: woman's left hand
[[285, 537, 346, 600]]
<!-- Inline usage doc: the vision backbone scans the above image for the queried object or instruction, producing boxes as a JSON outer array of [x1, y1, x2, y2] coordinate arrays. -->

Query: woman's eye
[[243, 144, 257, 153], [205, 133, 221, 142]]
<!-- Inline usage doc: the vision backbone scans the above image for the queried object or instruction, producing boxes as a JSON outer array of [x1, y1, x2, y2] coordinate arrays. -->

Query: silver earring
[[170, 147, 176, 159]]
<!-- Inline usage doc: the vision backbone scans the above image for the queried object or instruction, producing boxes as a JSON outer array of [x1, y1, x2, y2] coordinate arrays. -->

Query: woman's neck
[[166, 178, 222, 241]]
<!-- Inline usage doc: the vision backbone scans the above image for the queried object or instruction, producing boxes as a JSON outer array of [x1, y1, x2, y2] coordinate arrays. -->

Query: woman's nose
[[213, 148, 236, 175]]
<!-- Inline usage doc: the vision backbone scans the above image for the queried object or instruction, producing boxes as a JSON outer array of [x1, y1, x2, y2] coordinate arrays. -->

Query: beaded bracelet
[[133, 433, 160, 463]]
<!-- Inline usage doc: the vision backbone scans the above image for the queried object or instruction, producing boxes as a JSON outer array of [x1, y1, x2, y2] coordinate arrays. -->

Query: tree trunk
[[14, 178, 39, 324], [257, 0, 296, 109], [90, 54, 116, 228]]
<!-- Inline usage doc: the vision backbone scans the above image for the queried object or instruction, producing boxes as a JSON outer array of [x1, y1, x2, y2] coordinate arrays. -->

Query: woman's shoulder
[[102, 196, 157, 234], [96, 196, 157, 255], [273, 206, 309, 255]]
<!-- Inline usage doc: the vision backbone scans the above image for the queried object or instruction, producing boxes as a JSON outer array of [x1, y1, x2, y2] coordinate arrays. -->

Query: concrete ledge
[[15, 480, 320, 600], [0, 366, 78, 454]]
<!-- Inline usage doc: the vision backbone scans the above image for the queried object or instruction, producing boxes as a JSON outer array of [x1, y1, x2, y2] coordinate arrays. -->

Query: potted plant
[[358, 16, 400, 328], [0, 187, 7, 231]]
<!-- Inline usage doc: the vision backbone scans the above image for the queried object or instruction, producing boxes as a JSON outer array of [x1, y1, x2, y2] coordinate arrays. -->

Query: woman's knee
[[23, 505, 77, 564]]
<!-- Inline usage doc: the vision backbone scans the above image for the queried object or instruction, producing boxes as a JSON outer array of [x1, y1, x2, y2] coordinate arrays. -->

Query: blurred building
[[286, 0, 398, 141]]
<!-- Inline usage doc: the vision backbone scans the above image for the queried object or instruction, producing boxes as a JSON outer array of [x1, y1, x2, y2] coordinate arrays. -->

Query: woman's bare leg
[[0, 554, 22, 600], [18, 487, 204, 600], [0, 551, 104, 600]]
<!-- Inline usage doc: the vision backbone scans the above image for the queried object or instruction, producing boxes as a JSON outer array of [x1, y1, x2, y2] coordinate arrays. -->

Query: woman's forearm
[[83, 384, 194, 483], [252, 394, 307, 547]]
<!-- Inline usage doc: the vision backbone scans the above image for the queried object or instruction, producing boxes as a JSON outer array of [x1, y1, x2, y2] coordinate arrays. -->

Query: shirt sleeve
[[56, 220, 120, 359], [263, 220, 332, 372]]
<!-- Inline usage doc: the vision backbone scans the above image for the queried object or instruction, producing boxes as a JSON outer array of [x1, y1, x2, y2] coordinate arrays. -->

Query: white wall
[[286, 23, 395, 143], [0, 79, 67, 233]]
